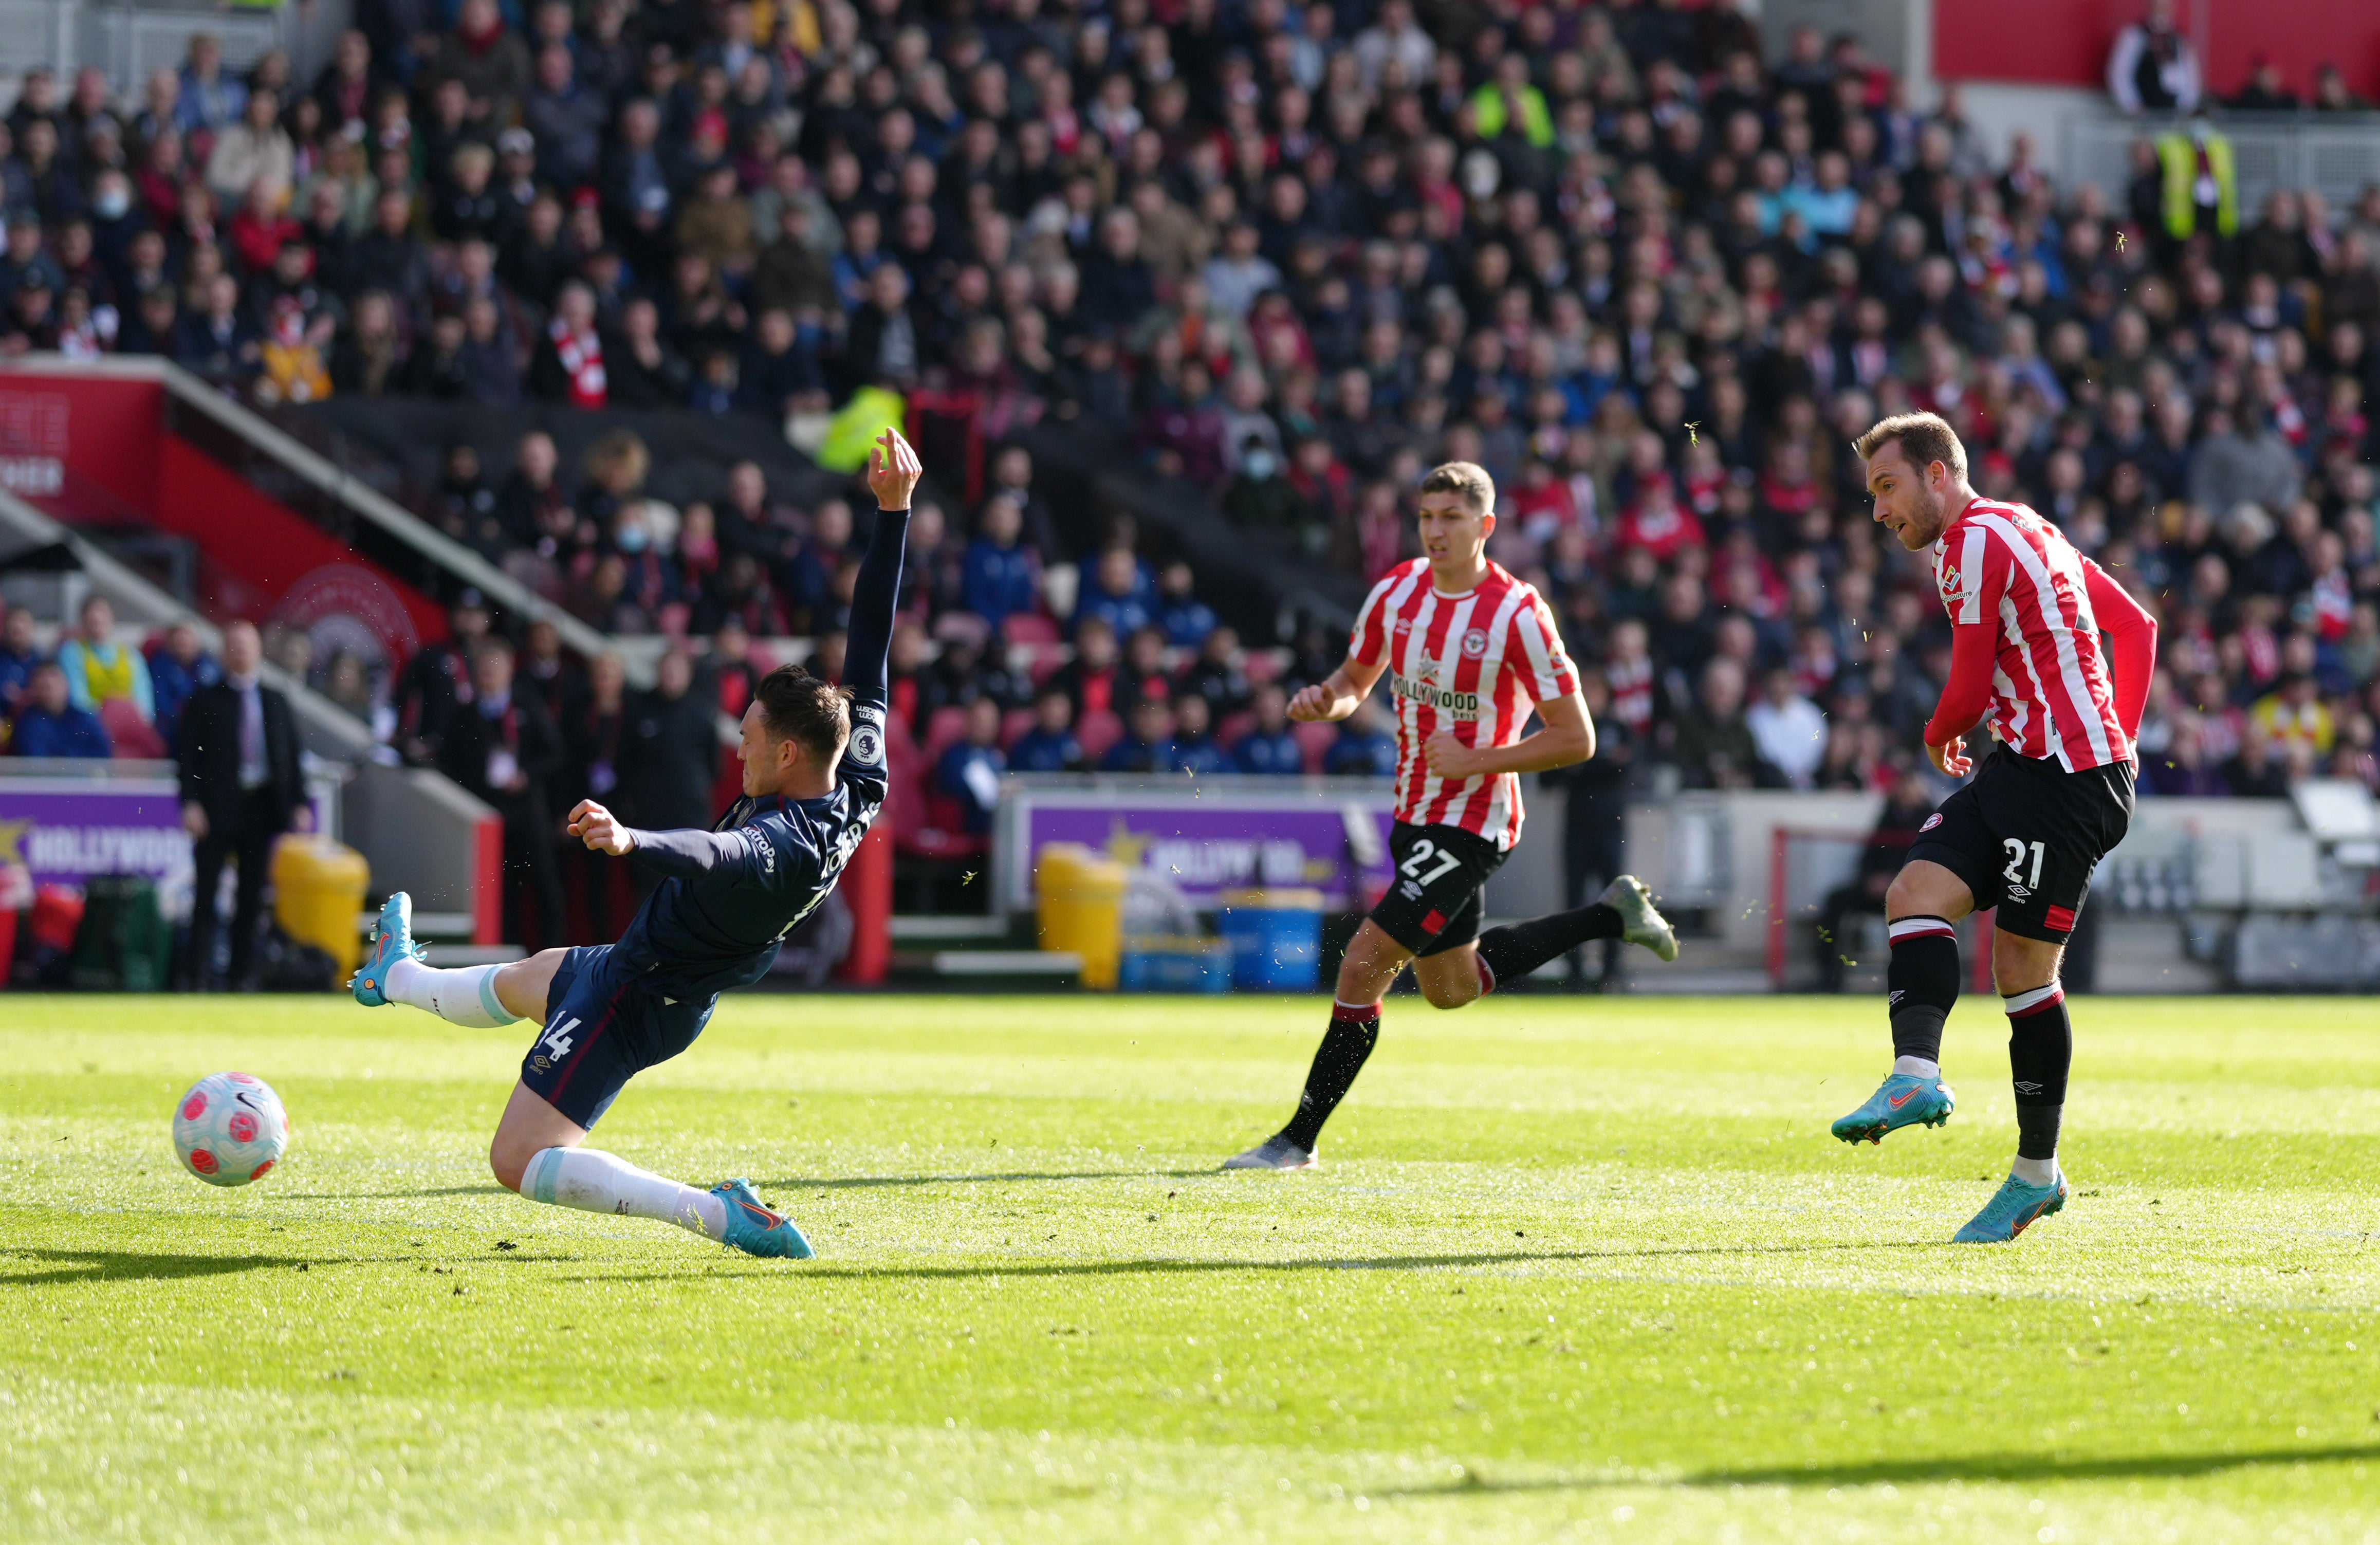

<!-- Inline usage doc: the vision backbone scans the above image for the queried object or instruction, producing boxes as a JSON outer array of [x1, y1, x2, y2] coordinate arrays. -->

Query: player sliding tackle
[[1226, 461, 1678, 1172], [1837, 413, 2156, 1243], [348, 428, 925, 1259]]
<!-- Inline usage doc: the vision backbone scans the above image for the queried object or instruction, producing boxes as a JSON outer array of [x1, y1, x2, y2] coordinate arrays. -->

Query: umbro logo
[[1888, 989, 1905, 1006], [2013, 1080, 2044, 1095]]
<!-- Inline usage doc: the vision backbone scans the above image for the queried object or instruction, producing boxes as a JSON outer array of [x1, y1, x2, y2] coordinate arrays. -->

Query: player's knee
[[1420, 976, 1480, 1010], [488, 1135, 530, 1194], [1883, 869, 1926, 918]]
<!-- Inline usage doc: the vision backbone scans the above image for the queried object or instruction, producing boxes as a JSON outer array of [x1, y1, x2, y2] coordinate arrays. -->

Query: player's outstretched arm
[[1287, 656, 1387, 723], [2082, 557, 2158, 743], [846, 429, 920, 711], [567, 798, 746, 874]]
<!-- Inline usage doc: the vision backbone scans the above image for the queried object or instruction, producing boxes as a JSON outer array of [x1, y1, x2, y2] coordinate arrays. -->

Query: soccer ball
[[172, 1072, 290, 1187]]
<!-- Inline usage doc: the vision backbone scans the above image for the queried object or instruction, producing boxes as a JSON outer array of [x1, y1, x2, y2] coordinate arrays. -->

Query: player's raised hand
[[866, 428, 923, 510], [1926, 734, 1971, 779], [1286, 682, 1337, 722], [1423, 729, 1483, 779], [567, 798, 635, 856]]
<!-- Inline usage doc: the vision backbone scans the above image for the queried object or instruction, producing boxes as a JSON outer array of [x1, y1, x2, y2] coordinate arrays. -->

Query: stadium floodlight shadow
[[754, 1168, 1216, 1190], [1375, 1443, 2380, 1499]]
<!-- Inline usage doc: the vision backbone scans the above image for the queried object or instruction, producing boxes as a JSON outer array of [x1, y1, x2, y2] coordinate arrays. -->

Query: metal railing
[[2064, 110, 2380, 219]]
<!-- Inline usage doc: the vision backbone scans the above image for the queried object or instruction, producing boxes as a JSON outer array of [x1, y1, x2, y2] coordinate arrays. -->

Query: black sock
[[1279, 1002, 1381, 1151], [1475, 904, 1621, 989], [1886, 916, 1961, 1063], [2005, 983, 2072, 1161]]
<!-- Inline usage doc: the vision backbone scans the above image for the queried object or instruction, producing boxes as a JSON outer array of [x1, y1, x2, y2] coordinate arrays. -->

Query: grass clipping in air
[[2, 992, 2376, 1543]]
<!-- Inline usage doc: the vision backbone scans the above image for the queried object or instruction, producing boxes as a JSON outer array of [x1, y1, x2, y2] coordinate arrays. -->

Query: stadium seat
[[1000, 707, 1037, 750], [1076, 708, 1123, 764], [921, 705, 971, 766], [99, 700, 166, 760], [1002, 613, 1061, 646], [932, 610, 991, 649], [1244, 650, 1284, 685], [1216, 711, 1256, 748], [1293, 720, 1336, 774]]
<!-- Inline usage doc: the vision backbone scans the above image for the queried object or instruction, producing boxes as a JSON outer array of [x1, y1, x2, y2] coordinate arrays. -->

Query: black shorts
[[519, 945, 718, 1129], [1367, 821, 1509, 957], [1905, 747, 2135, 944]]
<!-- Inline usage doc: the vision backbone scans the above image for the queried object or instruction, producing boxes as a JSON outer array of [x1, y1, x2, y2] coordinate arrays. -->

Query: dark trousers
[[191, 787, 281, 987], [1563, 789, 1628, 983], [1815, 883, 1888, 992], [502, 811, 567, 953]]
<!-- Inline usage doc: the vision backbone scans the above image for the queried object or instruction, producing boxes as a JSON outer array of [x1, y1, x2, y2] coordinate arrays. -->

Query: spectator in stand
[[1076, 546, 1156, 640], [176, 620, 305, 989], [618, 648, 718, 889], [1167, 693, 1232, 775], [1155, 560, 1217, 649], [56, 596, 155, 729], [1232, 683, 1304, 776], [392, 591, 491, 766], [935, 697, 1006, 834], [1182, 626, 1251, 719], [146, 619, 219, 747], [1671, 657, 1774, 790], [2106, 0, 2202, 115], [0, 604, 42, 718], [1324, 695, 1399, 777], [1009, 687, 1087, 773], [9, 661, 110, 758], [1745, 666, 1829, 789], [440, 638, 565, 950], [1101, 693, 1175, 773], [962, 493, 1041, 632], [1046, 616, 1123, 722]]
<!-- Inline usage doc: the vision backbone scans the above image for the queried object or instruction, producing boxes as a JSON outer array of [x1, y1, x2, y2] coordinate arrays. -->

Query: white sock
[[519, 1147, 727, 1240], [1892, 1055, 1942, 1080], [2009, 1154, 2061, 1187], [384, 957, 520, 1028]]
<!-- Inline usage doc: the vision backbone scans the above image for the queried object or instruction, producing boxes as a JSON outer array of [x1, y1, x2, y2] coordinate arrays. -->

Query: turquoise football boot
[[712, 1179, 815, 1260], [1952, 1173, 2070, 1244], [1830, 1072, 1955, 1145], [350, 893, 423, 1007]]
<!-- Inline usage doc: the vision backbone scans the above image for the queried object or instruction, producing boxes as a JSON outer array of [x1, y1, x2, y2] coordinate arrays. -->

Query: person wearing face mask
[[611, 504, 684, 628], [1221, 432, 1316, 535]]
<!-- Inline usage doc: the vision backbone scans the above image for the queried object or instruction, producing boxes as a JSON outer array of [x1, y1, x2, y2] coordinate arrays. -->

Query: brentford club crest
[[1460, 628, 1489, 658], [1921, 813, 1944, 831]]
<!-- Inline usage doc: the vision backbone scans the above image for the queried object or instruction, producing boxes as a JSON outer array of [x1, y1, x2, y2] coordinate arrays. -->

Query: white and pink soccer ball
[[172, 1072, 290, 1187]]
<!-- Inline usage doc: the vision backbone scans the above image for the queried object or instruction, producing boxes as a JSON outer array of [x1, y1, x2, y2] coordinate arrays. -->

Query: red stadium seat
[[1002, 613, 1061, 646], [920, 704, 970, 766], [1076, 708, 1123, 764], [1293, 719, 1336, 774], [1215, 710, 1256, 748], [1244, 649, 1286, 684], [99, 700, 165, 759], [1000, 707, 1037, 750]]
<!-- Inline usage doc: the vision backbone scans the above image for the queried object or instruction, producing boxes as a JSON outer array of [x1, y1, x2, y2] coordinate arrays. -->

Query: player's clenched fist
[[1422, 729, 1485, 778], [568, 799, 635, 856], [1287, 682, 1340, 722]]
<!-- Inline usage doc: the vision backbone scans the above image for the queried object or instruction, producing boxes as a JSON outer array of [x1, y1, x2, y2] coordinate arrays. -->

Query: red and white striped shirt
[[1350, 558, 1580, 848], [1928, 498, 2136, 771]]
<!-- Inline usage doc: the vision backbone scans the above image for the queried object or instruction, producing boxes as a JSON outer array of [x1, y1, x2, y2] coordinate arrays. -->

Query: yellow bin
[[1036, 841, 1126, 989], [272, 836, 372, 979]]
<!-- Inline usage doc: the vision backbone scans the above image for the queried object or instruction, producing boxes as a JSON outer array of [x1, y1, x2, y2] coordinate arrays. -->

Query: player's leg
[[1224, 919, 1412, 1170], [350, 892, 563, 1027], [1471, 874, 1677, 990], [502, 959, 813, 1258], [1830, 854, 1973, 1144]]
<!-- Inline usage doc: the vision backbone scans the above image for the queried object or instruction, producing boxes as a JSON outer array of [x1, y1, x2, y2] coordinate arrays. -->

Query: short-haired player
[[1223, 461, 1678, 1171], [1838, 413, 2157, 1242], [349, 430, 926, 1259]]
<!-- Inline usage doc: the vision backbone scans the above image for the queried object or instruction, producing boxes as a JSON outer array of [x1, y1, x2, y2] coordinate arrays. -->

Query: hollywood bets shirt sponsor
[[1349, 558, 1579, 849]]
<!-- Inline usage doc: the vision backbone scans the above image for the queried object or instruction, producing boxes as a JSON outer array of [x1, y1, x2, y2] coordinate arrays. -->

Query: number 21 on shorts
[[2002, 839, 2044, 889], [1399, 839, 1463, 886]]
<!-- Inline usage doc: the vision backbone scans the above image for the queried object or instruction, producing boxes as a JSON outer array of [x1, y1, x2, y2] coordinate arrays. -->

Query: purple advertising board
[[997, 781, 1398, 912], [0, 778, 192, 891]]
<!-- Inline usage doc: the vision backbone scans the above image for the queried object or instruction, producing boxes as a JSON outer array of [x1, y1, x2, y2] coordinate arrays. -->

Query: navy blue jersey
[[608, 706, 888, 995], [602, 506, 907, 997]]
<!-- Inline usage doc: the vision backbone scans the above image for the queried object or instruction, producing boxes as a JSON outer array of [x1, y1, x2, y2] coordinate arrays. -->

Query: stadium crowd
[[1, 0, 2377, 828]]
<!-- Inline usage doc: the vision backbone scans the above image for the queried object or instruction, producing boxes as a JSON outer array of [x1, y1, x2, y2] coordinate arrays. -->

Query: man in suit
[[178, 620, 307, 988], [439, 638, 565, 950]]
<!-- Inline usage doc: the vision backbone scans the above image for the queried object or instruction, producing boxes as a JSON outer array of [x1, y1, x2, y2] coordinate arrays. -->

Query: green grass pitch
[[3, 991, 2377, 1544]]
